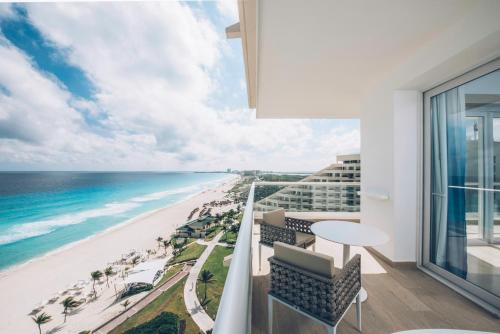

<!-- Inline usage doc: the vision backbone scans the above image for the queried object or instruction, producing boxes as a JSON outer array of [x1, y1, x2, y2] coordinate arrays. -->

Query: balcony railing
[[212, 182, 254, 334], [213, 181, 361, 334]]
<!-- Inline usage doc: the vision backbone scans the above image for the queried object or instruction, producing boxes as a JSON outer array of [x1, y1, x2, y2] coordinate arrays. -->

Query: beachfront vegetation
[[32, 312, 51, 334], [131, 255, 141, 267], [196, 246, 234, 319], [198, 269, 215, 302], [169, 243, 206, 265], [109, 278, 199, 334], [222, 229, 237, 243], [156, 236, 163, 249], [104, 266, 115, 287], [120, 282, 153, 299], [124, 312, 179, 334], [91, 270, 103, 295], [121, 299, 130, 311], [61, 297, 79, 323], [157, 264, 184, 286], [163, 239, 170, 255], [227, 176, 253, 203], [204, 226, 223, 241]]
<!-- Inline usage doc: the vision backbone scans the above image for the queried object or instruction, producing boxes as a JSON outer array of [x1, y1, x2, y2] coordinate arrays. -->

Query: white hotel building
[[255, 154, 361, 213]]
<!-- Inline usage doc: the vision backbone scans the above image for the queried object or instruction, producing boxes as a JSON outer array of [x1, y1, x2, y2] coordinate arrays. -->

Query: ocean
[[0, 172, 232, 270]]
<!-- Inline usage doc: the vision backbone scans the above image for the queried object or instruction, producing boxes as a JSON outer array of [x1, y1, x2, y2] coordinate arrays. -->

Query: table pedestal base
[[353, 287, 368, 303], [342, 245, 368, 303]]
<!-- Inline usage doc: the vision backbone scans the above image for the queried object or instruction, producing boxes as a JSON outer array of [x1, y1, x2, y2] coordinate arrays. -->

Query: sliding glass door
[[424, 62, 500, 311]]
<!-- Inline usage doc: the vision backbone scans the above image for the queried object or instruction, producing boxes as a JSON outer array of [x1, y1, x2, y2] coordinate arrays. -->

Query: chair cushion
[[273, 242, 335, 278], [263, 209, 285, 227], [295, 232, 315, 247]]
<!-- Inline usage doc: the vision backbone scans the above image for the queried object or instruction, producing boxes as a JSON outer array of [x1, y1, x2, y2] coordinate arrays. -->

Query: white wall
[[392, 91, 420, 262], [360, 3, 500, 263], [360, 89, 395, 260]]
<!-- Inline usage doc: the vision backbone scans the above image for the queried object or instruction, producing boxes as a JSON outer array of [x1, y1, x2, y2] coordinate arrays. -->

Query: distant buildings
[[254, 154, 361, 212]]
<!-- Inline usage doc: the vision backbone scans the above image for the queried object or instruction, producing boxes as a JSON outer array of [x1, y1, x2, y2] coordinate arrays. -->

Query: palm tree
[[173, 241, 183, 255], [121, 299, 130, 311], [221, 224, 228, 241], [162, 239, 170, 255], [104, 266, 114, 287], [198, 269, 215, 302], [61, 297, 79, 322], [32, 312, 51, 334], [156, 236, 163, 249], [91, 270, 103, 295], [131, 255, 140, 267]]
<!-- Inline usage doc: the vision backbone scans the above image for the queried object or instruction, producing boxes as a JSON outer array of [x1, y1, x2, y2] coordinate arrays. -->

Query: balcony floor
[[251, 224, 500, 334]]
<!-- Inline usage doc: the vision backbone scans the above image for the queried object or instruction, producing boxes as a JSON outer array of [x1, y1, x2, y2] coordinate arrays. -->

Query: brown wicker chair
[[259, 209, 316, 271], [268, 242, 362, 334]]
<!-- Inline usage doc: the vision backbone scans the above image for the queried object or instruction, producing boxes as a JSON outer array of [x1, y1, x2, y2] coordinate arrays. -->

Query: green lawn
[[170, 243, 206, 264], [156, 264, 184, 286], [109, 278, 201, 334], [221, 230, 237, 243], [196, 246, 234, 319], [184, 237, 196, 245]]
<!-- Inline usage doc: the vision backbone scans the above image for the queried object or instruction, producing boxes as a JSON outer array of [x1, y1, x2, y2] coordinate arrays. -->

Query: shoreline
[[0, 175, 240, 334], [0, 174, 238, 277]]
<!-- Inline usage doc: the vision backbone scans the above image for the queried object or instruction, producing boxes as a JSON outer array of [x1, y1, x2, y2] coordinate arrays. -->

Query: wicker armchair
[[259, 209, 316, 271], [268, 242, 362, 334]]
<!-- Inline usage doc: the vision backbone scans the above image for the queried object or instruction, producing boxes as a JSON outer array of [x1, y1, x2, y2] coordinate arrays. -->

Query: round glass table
[[310, 220, 389, 302]]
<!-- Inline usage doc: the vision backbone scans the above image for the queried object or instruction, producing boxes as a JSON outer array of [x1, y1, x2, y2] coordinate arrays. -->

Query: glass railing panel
[[212, 183, 254, 334]]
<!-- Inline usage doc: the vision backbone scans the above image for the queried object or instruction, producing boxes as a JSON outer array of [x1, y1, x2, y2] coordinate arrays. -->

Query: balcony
[[212, 183, 499, 334]]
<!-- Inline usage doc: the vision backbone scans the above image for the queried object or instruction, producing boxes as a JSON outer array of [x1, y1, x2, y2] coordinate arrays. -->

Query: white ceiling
[[255, 0, 477, 118]]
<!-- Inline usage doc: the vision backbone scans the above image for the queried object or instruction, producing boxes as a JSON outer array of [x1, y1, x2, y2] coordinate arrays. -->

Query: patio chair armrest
[[285, 217, 314, 234], [332, 254, 361, 323], [260, 223, 296, 247]]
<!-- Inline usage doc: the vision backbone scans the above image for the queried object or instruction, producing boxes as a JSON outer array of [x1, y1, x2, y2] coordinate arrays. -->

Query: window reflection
[[430, 69, 500, 298]]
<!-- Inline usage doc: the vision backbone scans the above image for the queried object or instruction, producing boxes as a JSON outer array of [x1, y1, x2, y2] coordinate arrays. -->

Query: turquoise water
[[0, 172, 231, 270]]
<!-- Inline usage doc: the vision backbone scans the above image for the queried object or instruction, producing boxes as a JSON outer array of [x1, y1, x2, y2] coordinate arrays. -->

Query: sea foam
[[0, 201, 142, 245]]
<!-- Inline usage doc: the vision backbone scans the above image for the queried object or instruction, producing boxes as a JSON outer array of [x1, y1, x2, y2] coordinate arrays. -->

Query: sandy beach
[[0, 176, 239, 334]]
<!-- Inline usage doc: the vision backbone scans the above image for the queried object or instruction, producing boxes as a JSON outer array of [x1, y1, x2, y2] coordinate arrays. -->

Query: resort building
[[213, 1, 500, 334], [254, 154, 361, 212], [175, 215, 216, 238]]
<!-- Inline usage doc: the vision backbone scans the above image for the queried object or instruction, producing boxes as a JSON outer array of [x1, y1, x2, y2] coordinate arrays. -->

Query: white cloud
[[0, 2, 359, 172], [216, 0, 239, 22]]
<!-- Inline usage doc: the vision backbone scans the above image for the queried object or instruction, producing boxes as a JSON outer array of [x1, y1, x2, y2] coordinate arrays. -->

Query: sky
[[0, 1, 360, 172]]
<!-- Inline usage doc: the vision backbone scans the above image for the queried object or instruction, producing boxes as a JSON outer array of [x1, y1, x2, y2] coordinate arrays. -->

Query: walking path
[[196, 238, 229, 247], [184, 231, 224, 333], [94, 263, 191, 334]]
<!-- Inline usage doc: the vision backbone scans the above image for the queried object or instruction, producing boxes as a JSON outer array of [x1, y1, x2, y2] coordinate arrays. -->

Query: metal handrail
[[212, 182, 255, 334], [255, 181, 360, 186]]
